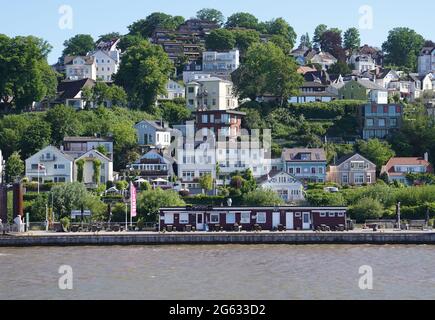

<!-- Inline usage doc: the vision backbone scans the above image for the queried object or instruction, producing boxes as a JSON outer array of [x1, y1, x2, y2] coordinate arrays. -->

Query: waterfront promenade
[[1, 230, 435, 246]]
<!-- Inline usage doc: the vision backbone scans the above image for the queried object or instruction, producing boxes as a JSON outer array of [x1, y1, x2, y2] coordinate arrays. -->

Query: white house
[[186, 77, 238, 111], [349, 54, 376, 74], [202, 50, 240, 75], [135, 120, 171, 148], [258, 171, 305, 203], [158, 80, 185, 101], [74, 149, 113, 186], [90, 39, 121, 82], [25, 146, 74, 183], [64, 56, 97, 81], [375, 69, 400, 89], [418, 47, 435, 75]]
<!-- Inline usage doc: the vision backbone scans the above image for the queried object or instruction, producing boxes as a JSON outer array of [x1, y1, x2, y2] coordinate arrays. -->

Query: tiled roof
[[381, 157, 433, 175], [57, 78, 95, 100], [282, 148, 326, 162]]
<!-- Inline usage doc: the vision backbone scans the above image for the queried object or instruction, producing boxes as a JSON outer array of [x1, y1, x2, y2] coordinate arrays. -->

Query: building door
[[272, 212, 280, 229], [286, 212, 294, 230], [302, 212, 311, 230], [196, 213, 204, 231]]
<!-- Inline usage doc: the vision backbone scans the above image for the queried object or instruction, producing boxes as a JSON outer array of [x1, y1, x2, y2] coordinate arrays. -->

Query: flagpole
[[37, 164, 40, 194]]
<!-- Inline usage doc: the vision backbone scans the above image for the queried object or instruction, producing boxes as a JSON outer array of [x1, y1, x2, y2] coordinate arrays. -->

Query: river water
[[0, 245, 434, 300]]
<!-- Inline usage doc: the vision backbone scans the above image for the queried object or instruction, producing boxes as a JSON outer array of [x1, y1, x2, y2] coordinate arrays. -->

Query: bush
[[349, 198, 384, 223], [60, 217, 71, 231]]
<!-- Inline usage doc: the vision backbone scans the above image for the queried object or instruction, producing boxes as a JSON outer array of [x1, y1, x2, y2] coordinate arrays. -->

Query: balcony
[[40, 155, 56, 162]]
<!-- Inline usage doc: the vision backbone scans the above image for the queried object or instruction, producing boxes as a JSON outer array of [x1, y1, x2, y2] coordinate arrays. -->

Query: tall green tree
[[205, 29, 236, 51], [265, 18, 297, 49], [382, 27, 425, 71], [20, 118, 51, 158], [49, 182, 89, 218], [138, 188, 185, 221], [232, 42, 303, 106], [225, 12, 259, 30], [45, 104, 81, 145], [114, 40, 174, 111], [0, 35, 57, 111], [300, 33, 312, 48], [196, 8, 225, 25], [96, 32, 122, 43], [117, 34, 144, 52], [242, 189, 285, 206], [233, 29, 261, 55], [161, 101, 191, 124], [320, 30, 345, 61], [328, 61, 352, 76], [199, 174, 214, 194], [356, 139, 396, 170], [313, 24, 328, 47], [343, 27, 361, 51], [128, 12, 185, 38], [5, 152, 24, 183], [62, 34, 95, 56]]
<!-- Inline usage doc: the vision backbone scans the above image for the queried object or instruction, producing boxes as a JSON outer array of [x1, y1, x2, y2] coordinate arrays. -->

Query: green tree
[[320, 30, 345, 61], [328, 61, 352, 76], [199, 174, 214, 194], [265, 18, 297, 49], [49, 182, 88, 218], [118, 34, 144, 52], [30, 193, 48, 221], [313, 24, 328, 47], [161, 101, 191, 124], [115, 40, 174, 111], [233, 29, 261, 55], [76, 159, 85, 183], [225, 12, 259, 30], [232, 42, 303, 106], [20, 118, 51, 158], [96, 32, 122, 43], [242, 189, 285, 206], [5, 151, 24, 182], [45, 104, 80, 145], [356, 139, 396, 170], [349, 198, 383, 223], [0, 114, 31, 157], [382, 27, 425, 71], [93, 159, 102, 184], [0, 35, 57, 111], [205, 29, 236, 51], [138, 188, 185, 221], [343, 27, 361, 51], [62, 34, 95, 56], [300, 33, 312, 48], [83, 82, 127, 107], [196, 8, 225, 25], [270, 35, 293, 55], [128, 12, 185, 38]]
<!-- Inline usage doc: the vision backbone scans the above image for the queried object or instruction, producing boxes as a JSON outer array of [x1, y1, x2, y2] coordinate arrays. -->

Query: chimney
[[424, 152, 429, 162]]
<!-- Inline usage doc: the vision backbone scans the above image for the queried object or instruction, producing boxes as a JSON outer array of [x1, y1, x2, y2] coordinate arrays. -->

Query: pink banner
[[130, 182, 137, 218]]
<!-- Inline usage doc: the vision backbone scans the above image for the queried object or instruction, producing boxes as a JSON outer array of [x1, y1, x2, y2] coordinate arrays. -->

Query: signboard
[[71, 210, 91, 219], [130, 183, 137, 218]]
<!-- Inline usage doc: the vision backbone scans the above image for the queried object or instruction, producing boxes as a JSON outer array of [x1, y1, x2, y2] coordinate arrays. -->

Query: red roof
[[381, 157, 433, 176]]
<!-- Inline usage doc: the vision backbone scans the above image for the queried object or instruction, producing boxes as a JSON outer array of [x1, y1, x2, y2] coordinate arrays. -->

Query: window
[[226, 213, 235, 224], [318, 167, 324, 174], [296, 168, 301, 174], [188, 87, 194, 93], [289, 167, 294, 174], [180, 213, 189, 224], [342, 174, 349, 184], [241, 212, 250, 224], [366, 174, 372, 184], [165, 213, 174, 224], [320, 212, 326, 217], [338, 212, 345, 217], [210, 214, 220, 223], [354, 174, 364, 184], [256, 212, 266, 224], [328, 212, 336, 217], [311, 167, 316, 174], [295, 212, 301, 218], [54, 164, 65, 170], [188, 99, 194, 106], [378, 119, 386, 127], [366, 119, 374, 127], [202, 115, 208, 123], [390, 118, 397, 126]]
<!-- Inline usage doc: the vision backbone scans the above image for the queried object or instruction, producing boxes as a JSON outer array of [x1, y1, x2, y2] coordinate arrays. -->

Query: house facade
[[158, 80, 185, 101], [159, 206, 347, 232], [349, 54, 376, 74], [63, 136, 114, 160], [281, 148, 327, 183], [74, 149, 114, 187], [328, 153, 376, 186], [90, 39, 121, 82], [25, 146, 74, 183], [202, 50, 240, 76], [375, 69, 400, 89], [135, 120, 171, 148], [129, 149, 174, 181], [64, 56, 97, 81], [361, 103, 402, 140], [418, 47, 435, 75], [186, 77, 238, 111], [381, 154, 433, 185], [194, 109, 245, 141], [258, 171, 305, 203], [54, 78, 96, 110]]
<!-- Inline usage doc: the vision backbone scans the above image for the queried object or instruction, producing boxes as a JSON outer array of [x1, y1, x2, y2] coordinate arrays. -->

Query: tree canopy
[[62, 34, 95, 56], [196, 8, 225, 25], [114, 40, 174, 111], [225, 12, 259, 30], [0, 35, 57, 112], [205, 29, 236, 51], [382, 27, 425, 71], [343, 27, 361, 51], [128, 12, 185, 38], [356, 138, 396, 170], [232, 42, 303, 105]]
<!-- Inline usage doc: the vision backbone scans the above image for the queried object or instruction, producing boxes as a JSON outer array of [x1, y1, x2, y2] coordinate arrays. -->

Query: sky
[[0, 0, 434, 64]]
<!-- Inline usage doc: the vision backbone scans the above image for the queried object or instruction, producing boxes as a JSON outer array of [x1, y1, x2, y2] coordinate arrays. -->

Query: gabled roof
[[334, 153, 375, 167], [257, 170, 301, 185], [64, 55, 95, 65], [135, 120, 168, 131], [27, 145, 74, 162], [57, 78, 95, 101], [357, 79, 387, 90], [420, 47, 435, 55], [76, 149, 111, 162], [376, 69, 399, 80], [282, 148, 326, 162], [381, 157, 433, 176]]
